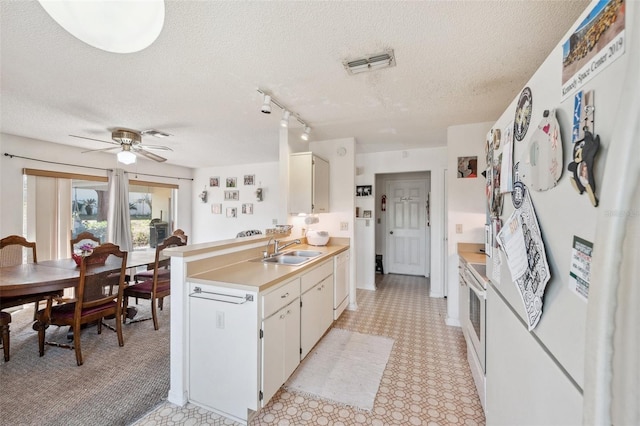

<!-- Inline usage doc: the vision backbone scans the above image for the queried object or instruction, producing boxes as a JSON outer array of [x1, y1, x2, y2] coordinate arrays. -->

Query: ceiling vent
[[343, 49, 396, 75]]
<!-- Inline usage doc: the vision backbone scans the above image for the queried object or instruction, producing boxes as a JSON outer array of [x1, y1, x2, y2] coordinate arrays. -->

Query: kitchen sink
[[281, 250, 323, 258], [262, 255, 311, 265]]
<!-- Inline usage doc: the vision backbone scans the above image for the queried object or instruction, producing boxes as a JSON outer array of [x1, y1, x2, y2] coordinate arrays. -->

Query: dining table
[[0, 250, 165, 299]]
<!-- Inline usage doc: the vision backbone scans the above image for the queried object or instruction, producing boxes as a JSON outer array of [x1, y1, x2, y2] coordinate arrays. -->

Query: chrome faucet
[[275, 239, 301, 254]]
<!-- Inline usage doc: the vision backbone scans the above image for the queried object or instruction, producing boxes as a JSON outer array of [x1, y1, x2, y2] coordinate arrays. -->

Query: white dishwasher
[[333, 249, 350, 319], [187, 282, 259, 424]]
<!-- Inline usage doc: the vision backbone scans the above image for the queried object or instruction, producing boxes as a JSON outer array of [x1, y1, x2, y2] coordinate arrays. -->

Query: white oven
[[461, 261, 486, 411]]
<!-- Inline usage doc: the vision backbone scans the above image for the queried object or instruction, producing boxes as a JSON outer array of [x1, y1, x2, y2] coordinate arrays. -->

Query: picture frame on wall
[[244, 175, 255, 186], [458, 156, 478, 178], [226, 207, 237, 218], [363, 210, 372, 218], [209, 177, 220, 187], [211, 203, 222, 214], [242, 203, 253, 214], [226, 177, 237, 188], [356, 185, 372, 197], [224, 190, 239, 201]]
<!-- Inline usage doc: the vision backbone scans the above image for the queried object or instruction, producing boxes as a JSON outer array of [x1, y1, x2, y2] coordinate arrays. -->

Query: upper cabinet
[[289, 152, 329, 214]]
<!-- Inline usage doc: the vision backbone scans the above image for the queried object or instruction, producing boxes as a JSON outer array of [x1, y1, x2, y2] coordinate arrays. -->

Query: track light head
[[261, 95, 272, 114], [280, 110, 291, 128], [301, 126, 311, 141]]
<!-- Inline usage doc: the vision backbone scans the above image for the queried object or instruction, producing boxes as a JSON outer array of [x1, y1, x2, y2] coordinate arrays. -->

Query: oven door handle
[[467, 277, 486, 300]]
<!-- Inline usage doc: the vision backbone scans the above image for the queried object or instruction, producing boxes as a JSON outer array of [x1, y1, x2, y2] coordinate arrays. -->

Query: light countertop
[[188, 243, 349, 293]]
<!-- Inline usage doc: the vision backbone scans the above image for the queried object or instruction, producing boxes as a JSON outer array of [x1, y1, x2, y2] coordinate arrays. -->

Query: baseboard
[[445, 317, 461, 327], [167, 388, 188, 406]]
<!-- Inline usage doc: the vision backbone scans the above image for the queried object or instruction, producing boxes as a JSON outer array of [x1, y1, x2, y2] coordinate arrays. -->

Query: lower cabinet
[[261, 298, 300, 405], [301, 274, 334, 359]]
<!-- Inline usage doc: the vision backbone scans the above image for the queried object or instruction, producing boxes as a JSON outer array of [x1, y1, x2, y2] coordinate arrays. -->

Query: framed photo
[[242, 203, 253, 215], [363, 210, 372, 218], [226, 207, 237, 218], [211, 203, 222, 214], [356, 185, 372, 197], [224, 190, 239, 201], [243, 175, 255, 186], [457, 156, 478, 178], [209, 177, 220, 187], [226, 177, 237, 188]]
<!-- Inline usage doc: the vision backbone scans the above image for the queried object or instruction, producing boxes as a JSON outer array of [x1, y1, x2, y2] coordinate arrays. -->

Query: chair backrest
[[236, 229, 263, 238], [70, 232, 101, 254], [0, 235, 37, 267], [152, 235, 186, 283], [171, 229, 188, 244], [76, 243, 128, 311]]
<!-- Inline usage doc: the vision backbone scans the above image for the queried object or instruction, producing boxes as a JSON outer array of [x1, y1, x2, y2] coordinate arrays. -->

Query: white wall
[[356, 147, 447, 297], [191, 162, 281, 243], [0, 133, 193, 239], [446, 121, 493, 325]]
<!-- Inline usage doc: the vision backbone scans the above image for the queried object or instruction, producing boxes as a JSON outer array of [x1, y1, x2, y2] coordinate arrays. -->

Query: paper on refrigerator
[[497, 189, 551, 330]]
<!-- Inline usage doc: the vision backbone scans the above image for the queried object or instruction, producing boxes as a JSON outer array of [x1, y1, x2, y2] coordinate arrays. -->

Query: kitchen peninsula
[[163, 233, 350, 424]]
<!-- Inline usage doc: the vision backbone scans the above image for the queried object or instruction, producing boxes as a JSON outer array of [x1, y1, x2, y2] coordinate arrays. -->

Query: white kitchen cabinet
[[261, 298, 300, 406], [289, 152, 329, 214], [260, 277, 300, 406], [300, 260, 333, 359], [333, 250, 350, 320]]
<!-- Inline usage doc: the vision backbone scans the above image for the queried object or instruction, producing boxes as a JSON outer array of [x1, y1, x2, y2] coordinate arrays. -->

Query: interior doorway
[[375, 172, 431, 278]]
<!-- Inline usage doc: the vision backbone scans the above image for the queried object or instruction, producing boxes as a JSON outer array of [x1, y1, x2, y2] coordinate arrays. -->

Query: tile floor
[[132, 273, 485, 426]]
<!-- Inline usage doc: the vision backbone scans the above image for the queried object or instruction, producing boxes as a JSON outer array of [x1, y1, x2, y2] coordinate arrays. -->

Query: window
[[24, 168, 177, 259]]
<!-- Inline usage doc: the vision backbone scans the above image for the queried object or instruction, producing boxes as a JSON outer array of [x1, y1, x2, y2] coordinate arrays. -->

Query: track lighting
[[301, 126, 311, 141], [257, 89, 311, 140], [280, 110, 291, 128], [261, 95, 272, 114]]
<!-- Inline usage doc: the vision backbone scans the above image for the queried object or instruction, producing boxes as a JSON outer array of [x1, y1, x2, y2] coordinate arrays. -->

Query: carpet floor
[[0, 299, 170, 426]]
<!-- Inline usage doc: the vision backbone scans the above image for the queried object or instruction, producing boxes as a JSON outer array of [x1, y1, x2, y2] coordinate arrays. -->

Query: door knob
[[390, 231, 394, 235]]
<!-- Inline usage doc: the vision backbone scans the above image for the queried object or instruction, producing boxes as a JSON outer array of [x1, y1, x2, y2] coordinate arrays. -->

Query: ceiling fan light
[[117, 150, 137, 165], [301, 126, 311, 141], [37, 0, 165, 54], [280, 110, 291, 128]]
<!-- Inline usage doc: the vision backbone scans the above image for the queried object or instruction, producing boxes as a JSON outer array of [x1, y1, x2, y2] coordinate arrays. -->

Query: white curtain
[[107, 168, 133, 252], [26, 175, 72, 260]]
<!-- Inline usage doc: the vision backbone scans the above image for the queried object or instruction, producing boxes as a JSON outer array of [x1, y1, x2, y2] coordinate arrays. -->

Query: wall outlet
[[272, 218, 278, 225], [340, 222, 349, 231], [456, 224, 463, 234], [216, 311, 225, 329]]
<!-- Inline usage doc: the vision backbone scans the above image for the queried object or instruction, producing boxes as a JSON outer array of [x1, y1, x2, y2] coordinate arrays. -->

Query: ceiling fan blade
[[70, 134, 120, 146], [136, 148, 167, 162], [139, 144, 173, 151], [81, 146, 121, 154]]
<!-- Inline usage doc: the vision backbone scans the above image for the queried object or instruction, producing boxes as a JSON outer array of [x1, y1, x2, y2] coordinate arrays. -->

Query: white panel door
[[387, 179, 427, 275]]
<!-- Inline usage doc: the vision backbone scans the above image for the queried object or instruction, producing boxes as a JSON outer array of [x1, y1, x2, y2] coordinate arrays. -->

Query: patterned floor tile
[[133, 274, 485, 426]]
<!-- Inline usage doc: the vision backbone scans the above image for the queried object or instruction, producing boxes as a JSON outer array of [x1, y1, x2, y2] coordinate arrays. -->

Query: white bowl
[[306, 230, 329, 246]]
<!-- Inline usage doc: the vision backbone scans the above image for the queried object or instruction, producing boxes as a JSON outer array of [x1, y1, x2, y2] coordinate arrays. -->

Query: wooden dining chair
[[124, 235, 185, 330], [133, 229, 187, 284], [0, 311, 11, 362], [34, 243, 128, 366], [70, 231, 101, 254], [0, 235, 63, 321]]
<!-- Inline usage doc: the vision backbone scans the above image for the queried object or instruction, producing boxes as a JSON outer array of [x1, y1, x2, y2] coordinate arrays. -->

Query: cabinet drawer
[[301, 259, 333, 294], [263, 277, 300, 319]]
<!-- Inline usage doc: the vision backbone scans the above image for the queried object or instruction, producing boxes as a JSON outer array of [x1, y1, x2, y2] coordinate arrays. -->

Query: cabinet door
[[262, 310, 285, 406], [319, 275, 334, 334], [312, 155, 329, 213], [289, 153, 312, 214], [283, 299, 301, 379], [300, 282, 322, 359]]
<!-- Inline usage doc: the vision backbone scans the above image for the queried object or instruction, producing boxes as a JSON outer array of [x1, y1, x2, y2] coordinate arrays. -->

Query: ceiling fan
[[71, 128, 173, 163]]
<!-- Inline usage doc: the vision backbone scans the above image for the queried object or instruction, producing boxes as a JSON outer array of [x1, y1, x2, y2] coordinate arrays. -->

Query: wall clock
[[514, 87, 533, 141]]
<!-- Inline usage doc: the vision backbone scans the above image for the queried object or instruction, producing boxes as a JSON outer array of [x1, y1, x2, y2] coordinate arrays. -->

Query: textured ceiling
[[0, 1, 589, 168]]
